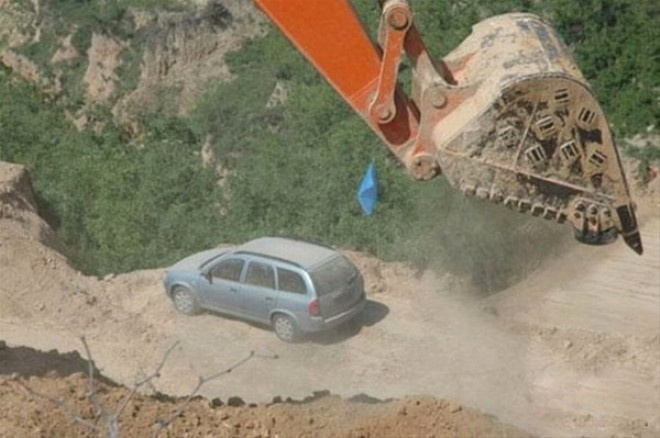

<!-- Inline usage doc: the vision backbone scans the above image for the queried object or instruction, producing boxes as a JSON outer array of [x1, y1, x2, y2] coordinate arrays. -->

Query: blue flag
[[357, 161, 378, 216]]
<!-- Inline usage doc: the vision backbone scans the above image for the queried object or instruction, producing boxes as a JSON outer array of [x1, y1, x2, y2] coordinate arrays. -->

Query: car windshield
[[310, 255, 357, 296], [199, 251, 227, 270]]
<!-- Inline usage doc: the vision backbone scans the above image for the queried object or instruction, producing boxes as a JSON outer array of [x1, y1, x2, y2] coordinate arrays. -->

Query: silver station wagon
[[164, 237, 366, 342]]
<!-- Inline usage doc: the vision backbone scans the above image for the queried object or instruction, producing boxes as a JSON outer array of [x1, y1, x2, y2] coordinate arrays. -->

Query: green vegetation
[[0, 0, 657, 291], [0, 68, 220, 274], [547, 0, 659, 134], [624, 141, 660, 184]]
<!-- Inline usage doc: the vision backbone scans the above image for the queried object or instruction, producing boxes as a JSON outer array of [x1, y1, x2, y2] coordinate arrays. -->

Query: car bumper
[[300, 297, 366, 333]]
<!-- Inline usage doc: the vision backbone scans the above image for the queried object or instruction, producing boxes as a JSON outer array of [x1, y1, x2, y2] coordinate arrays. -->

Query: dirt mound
[[0, 163, 77, 320], [0, 344, 528, 438], [0, 163, 118, 328], [0, 162, 54, 243], [344, 250, 422, 296]]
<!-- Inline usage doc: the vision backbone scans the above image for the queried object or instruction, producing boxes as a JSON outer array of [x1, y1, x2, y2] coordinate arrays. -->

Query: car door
[[198, 257, 245, 314], [240, 259, 278, 323]]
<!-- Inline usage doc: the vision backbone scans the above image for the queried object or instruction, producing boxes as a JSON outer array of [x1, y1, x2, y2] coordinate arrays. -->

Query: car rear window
[[310, 255, 357, 296]]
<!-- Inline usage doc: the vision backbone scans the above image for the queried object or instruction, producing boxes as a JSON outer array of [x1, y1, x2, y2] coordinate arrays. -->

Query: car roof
[[234, 237, 337, 270]]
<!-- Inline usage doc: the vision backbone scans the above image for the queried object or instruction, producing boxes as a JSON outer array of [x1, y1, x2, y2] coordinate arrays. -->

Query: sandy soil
[[0, 344, 528, 438], [1, 160, 658, 437]]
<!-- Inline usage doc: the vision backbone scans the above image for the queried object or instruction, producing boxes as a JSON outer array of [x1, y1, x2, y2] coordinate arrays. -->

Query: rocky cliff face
[[0, 0, 265, 127], [115, 2, 265, 118]]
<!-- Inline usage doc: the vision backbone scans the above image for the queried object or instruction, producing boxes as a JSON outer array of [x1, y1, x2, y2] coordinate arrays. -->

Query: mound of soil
[[0, 343, 528, 438]]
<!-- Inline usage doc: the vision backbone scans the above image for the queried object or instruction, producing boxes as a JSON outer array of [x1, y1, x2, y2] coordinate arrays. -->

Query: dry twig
[[15, 337, 277, 438], [151, 350, 278, 437]]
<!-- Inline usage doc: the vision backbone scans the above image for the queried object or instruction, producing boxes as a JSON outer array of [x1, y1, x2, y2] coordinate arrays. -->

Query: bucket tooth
[[518, 199, 531, 213], [504, 196, 519, 209], [490, 190, 504, 203], [476, 187, 489, 200], [462, 184, 476, 196], [624, 233, 644, 255], [543, 207, 558, 221], [531, 203, 544, 217]]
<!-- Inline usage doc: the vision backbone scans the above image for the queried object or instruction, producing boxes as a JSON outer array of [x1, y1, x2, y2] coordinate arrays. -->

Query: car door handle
[[265, 297, 274, 302], [230, 287, 238, 293]]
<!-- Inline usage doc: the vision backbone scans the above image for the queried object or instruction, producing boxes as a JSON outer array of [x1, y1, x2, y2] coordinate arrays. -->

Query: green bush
[[0, 70, 220, 274]]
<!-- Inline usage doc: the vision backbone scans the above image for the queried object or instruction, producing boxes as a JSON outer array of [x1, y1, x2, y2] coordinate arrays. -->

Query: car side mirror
[[204, 271, 213, 283]]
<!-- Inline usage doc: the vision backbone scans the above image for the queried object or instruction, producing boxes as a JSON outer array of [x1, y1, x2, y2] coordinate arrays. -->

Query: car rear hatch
[[310, 255, 364, 319]]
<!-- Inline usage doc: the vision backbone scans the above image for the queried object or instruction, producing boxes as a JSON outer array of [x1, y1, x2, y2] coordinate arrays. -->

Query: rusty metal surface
[[424, 13, 641, 253]]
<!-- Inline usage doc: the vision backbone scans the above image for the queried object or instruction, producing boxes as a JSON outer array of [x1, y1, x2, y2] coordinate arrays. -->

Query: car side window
[[245, 261, 275, 289], [211, 258, 244, 282], [277, 268, 307, 295]]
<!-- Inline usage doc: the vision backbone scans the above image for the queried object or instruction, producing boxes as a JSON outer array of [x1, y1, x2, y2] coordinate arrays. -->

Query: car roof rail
[[274, 234, 334, 250], [233, 250, 304, 269]]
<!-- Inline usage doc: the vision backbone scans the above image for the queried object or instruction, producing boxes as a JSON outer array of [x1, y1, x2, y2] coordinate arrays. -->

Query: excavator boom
[[254, 0, 642, 254]]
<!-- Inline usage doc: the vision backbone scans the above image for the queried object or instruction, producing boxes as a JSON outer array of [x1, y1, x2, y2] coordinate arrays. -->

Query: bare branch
[[12, 338, 275, 438], [151, 350, 278, 437], [80, 335, 109, 424], [113, 341, 180, 420]]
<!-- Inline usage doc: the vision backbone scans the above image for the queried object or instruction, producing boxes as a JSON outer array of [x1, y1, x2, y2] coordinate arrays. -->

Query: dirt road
[[1, 162, 658, 436]]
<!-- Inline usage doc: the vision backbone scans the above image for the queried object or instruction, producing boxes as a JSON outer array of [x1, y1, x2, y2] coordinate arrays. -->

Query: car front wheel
[[172, 287, 200, 315], [272, 314, 298, 342]]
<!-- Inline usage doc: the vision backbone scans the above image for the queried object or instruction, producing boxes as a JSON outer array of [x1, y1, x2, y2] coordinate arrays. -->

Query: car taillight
[[308, 298, 320, 317]]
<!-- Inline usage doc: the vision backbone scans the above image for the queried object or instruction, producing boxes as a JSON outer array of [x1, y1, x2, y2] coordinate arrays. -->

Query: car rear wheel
[[272, 314, 298, 342], [172, 287, 200, 315]]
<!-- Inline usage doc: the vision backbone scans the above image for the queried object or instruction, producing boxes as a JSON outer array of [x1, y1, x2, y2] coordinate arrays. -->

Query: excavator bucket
[[433, 14, 641, 254], [254, 1, 642, 254]]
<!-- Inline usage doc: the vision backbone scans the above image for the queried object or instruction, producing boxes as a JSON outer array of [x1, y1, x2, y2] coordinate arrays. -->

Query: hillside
[[0, 161, 535, 437], [0, 0, 659, 436], [0, 159, 657, 436], [1, 0, 657, 286]]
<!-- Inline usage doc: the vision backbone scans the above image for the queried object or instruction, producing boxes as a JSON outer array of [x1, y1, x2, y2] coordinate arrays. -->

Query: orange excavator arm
[[254, 0, 643, 254], [255, 0, 428, 175]]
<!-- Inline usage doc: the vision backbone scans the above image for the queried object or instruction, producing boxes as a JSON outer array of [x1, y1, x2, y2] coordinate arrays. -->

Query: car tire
[[272, 314, 298, 342], [172, 287, 200, 315]]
